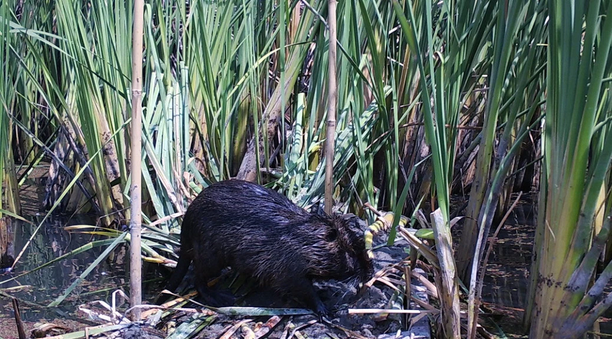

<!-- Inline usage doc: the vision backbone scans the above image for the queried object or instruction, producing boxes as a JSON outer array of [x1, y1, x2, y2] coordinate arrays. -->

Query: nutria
[[163, 180, 372, 316]]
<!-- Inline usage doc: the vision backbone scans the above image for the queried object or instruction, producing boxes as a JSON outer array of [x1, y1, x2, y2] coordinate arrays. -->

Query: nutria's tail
[[156, 249, 192, 304]]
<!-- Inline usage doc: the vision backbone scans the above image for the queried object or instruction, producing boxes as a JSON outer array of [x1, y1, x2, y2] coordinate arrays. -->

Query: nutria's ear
[[324, 228, 338, 242]]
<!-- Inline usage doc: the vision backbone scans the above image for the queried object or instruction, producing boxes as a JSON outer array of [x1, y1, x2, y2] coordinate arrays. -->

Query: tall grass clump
[[0, 2, 18, 216], [525, 1, 612, 337]]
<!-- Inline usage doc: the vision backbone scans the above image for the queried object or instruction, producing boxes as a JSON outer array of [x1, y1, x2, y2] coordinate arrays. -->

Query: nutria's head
[[303, 213, 373, 284]]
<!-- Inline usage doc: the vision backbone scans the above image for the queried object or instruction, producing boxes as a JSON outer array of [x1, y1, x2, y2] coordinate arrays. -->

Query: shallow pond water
[[481, 200, 535, 309], [474, 198, 611, 336], [0, 215, 159, 325]]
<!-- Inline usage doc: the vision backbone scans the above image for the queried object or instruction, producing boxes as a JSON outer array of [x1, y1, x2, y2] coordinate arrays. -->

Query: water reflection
[[481, 200, 536, 309], [0, 215, 129, 321]]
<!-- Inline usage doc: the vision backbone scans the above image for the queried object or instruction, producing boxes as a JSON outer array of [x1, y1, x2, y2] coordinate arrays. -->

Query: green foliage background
[[1, 0, 611, 337]]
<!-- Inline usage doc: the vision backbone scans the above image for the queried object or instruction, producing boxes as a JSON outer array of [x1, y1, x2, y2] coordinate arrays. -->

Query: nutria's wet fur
[[164, 180, 372, 315]]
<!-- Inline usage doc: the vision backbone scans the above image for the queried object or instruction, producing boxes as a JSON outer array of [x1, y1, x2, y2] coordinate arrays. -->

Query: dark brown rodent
[[163, 180, 372, 316]]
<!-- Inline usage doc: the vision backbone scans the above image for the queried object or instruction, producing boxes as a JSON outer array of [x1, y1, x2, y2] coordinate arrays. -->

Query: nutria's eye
[[325, 229, 338, 242]]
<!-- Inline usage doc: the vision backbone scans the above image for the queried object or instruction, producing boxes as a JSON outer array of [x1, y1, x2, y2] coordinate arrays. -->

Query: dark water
[[0, 215, 156, 323], [481, 200, 535, 309], [478, 199, 611, 336]]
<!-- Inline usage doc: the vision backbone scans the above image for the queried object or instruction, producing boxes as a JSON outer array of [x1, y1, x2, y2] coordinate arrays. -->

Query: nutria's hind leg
[[156, 247, 194, 305]]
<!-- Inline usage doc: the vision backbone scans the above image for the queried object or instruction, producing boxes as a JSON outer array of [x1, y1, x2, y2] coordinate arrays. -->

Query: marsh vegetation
[[1, 0, 611, 338]]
